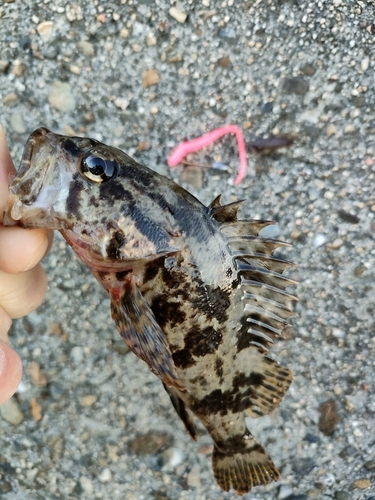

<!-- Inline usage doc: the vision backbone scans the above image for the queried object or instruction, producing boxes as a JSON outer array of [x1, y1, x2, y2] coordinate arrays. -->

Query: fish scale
[[3, 127, 297, 496]]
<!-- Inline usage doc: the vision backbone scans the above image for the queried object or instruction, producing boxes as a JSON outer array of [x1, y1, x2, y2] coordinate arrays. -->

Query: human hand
[[0, 126, 52, 406]]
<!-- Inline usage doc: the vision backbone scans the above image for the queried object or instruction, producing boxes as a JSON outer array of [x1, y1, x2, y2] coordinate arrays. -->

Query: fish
[[4, 127, 297, 495]]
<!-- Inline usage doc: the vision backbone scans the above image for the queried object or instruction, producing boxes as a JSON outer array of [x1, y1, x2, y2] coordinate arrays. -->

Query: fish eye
[[81, 153, 117, 183]]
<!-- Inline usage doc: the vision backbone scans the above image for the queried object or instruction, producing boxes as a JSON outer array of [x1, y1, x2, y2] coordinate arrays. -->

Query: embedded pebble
[[48, 435, 65, 462], [313, 234, 327, 248], [3, 92, 18, 105], [364, 460, 375, 470], [344, 124, 355, 134], [37, 21, 54, 42], [114, 97, 129, 111], [77, 40, 95, 57], [352, 479, 371, 489], [169, 7, 187, 24], [0, 60, 9, 72], [279, 484, 294, 499], [323, 473, 336, 486], [98, 468, 112, 483], [30, 397, 42, 421], [292, 457, 316, 475], [332, 328, 345, 338], [80, 476, 94, 494], [303, 433, 320, 443], [218, 27, 237, 42], [319, 399, 340, 435], [142, 69, 159, 88], [161, 447, 184, 468], [326, 123, 337, 137], [70, 345, 84, 363], [129, 431, 173, 455], [327, 238, 344, 250], [0, 397, 24, 425], [66, 3, 83, 22], [10, 113, 26, 134], [338, 210, 360, 224], [308, 188, 320, 201], [48, 81, 75, 112], [301, 63, 316, 76], [80, 395, 97, 406], [0, 481, 12, 494], [361, 57, 369, 72], [282, 77, 309, 95], [187, 467, 201, 488], [334, 492, 351, 500]]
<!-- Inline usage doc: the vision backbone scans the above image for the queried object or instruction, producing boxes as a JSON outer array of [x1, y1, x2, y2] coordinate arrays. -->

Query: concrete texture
[[0, 1, 374, 499]]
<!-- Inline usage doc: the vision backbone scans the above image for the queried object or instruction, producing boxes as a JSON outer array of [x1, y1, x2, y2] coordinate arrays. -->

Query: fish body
[[4, 128, 297, 495]]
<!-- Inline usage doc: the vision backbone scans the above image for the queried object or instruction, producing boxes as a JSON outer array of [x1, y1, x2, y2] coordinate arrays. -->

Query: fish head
[[4, 127, 122, 229], [4, 128, 180, 270]]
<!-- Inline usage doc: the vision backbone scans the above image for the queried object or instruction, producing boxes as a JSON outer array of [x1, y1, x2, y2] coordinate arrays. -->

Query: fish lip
[[3, 128, 61, 227]]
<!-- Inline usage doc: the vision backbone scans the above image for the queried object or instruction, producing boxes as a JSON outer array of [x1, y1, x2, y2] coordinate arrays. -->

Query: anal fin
[[212, 431, 279, 495], [163, 384, 197, 440], [111, 278, 185, 391]]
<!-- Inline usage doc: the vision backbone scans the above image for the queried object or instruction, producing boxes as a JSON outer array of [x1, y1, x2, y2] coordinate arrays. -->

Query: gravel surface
[[1, 1, 375, 499]]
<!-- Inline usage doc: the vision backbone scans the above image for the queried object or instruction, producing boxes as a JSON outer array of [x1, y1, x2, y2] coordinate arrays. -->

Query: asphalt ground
[[0, 1, 374, 499]]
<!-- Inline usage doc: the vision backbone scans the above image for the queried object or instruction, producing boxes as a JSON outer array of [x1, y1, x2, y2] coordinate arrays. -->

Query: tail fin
[[212, 433, 279, 495]]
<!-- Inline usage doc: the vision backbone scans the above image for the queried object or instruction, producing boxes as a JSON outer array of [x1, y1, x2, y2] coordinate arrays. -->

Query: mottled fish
[[4, 128, 297, 495]]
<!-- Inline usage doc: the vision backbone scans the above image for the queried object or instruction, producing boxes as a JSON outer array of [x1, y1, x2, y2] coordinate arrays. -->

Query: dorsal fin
[[214, 202, 297, 352], [221, 220, 275, 237], [208, 195, 297, 351], [208, 194, 222, 209], [208, 195, 246, 223], [210, 200, 246, 223]]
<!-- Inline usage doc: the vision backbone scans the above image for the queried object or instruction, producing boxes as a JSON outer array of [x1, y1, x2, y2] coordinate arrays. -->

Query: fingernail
[[0, 345, 5, 376]]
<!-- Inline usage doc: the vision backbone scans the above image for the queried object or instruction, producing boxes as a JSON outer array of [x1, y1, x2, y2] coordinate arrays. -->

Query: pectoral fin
[[111, 279, 185, 391]]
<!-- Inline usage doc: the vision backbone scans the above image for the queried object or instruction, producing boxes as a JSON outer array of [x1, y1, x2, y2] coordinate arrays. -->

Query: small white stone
[[10, 113, 26, 134], [344, 124, 355, 134], [360, 57, 369, 72], [332, 328, 346, 338], [0, 397, 24, 425], [161, 447, 184, 468], [98, 468, 112, 483], [37, 21, 54, 43], [169, 7, 187, 24], [326, 123, 337, 137], [70, 346, 84, 363], [66, 3, 83, 21], [187, 467, 201, 487], [324, 473, 336, 486], [313, 234, 327, 248], [77, 40, 95, 57], [114, 97, 129, 111], [48, 81, 76, 112], [80, 476, 94, 493]]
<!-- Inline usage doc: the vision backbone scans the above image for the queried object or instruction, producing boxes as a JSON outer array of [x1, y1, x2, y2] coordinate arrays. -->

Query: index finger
[[0, 125, 16, 224]]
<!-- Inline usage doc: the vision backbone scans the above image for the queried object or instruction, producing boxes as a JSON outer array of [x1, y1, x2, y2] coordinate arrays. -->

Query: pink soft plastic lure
[[167, 124, 247, 185]]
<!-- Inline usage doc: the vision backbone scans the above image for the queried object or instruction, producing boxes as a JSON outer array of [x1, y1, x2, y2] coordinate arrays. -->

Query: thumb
[[0, 341, 23, 406]]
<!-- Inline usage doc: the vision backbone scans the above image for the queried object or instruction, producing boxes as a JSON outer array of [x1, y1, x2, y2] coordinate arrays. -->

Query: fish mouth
[[3, 128, 68, 228]]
